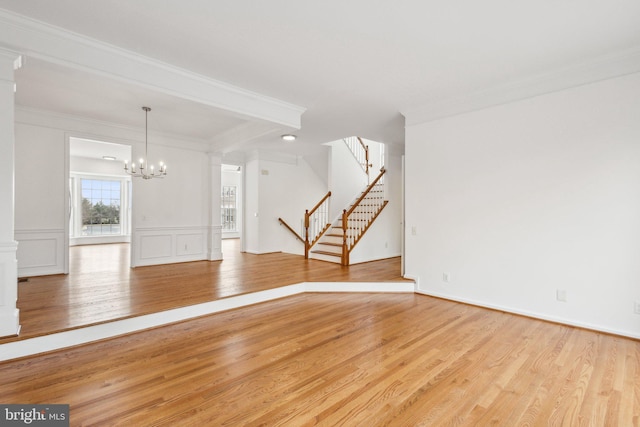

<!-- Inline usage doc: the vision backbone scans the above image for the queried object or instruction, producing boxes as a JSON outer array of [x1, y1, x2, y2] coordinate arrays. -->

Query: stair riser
[[321, 235, 343, 245], [309, 252, 342, 263], [314, 244, 341, 254]]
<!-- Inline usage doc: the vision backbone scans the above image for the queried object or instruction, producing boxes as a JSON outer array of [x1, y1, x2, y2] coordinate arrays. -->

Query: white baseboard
[[414, 288, 640, 341], [306, 282, 414, 293]]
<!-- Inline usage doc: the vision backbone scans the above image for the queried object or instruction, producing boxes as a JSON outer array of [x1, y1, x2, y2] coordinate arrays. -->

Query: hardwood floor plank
[[6, 240, 408, 343], [1, 262, 639, 425]]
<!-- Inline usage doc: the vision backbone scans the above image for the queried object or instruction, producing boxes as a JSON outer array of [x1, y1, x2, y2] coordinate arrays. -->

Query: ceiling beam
[[0, 9, 306, 130]]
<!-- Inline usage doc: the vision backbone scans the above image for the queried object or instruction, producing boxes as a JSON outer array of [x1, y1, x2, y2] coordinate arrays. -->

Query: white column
[[208, 153, 223, 261], [0, 49, 21, 337]]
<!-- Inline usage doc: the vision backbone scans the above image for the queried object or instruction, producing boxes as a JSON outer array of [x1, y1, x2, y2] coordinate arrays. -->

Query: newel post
[[341, 209, 348, 266], [304, 209, 310, 259]]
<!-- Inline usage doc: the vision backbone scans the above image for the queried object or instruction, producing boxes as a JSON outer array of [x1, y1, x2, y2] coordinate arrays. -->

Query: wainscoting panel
[[15, 229, 66, 277], [176, 233, 204, 257], [134, 227, 208, 267], [139, 234, 172, 260]]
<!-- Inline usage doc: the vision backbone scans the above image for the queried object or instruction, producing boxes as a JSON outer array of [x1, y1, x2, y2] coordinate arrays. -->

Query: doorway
[[68, 137, 132, 272], [221, 164, 243, 252]]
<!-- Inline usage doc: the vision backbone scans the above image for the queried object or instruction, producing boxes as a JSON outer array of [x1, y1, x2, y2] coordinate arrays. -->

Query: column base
[[0, 240, 20, 337], [0, 308, 20, 338], [207, 225, 223, 261]]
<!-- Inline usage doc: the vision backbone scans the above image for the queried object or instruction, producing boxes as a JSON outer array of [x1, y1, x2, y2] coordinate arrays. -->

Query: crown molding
[[0, 46, 20, 81], [402, 46, 640, 126], [15, 106, 210, 152], [0, 9, 306, 129], [209, 120, 285, 154]]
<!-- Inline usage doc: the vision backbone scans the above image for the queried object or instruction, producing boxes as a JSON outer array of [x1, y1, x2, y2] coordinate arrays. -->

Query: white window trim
[[69, 172, 132, 246]]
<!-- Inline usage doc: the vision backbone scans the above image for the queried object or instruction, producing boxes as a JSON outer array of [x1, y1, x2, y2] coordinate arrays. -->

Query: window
[[221, 186, 237, 231], [69, 174, 130, 240], [80, 179, 121, 235]]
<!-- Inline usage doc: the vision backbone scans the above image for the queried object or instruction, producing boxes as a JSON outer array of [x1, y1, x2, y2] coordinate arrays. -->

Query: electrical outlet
[[556, 289, 567, 302], [443, 273, 450, 283], [634, 301, 640, 315]]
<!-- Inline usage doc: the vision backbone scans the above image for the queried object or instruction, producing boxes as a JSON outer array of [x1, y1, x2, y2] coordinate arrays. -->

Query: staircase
[[278, 137, 388, 265], [310, 168, 387, 265]]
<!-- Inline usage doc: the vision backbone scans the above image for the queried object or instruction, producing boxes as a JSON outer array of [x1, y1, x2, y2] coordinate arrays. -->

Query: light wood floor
[[1, 292, 638, 425], [4, 240, 407, 343]]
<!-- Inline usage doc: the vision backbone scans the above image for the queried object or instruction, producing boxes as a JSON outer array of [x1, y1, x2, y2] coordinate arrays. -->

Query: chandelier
[[124, 106, 167, 179]]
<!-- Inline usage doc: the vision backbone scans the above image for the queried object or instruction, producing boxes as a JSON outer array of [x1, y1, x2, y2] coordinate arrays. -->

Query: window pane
[[80, 178, 122, 236], [221, 185, 237, 231]]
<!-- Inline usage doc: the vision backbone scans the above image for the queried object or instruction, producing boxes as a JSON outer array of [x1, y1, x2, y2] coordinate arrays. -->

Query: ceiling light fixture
[[281, 134, 297, 141], [102, 155, 116, 161], [124, 107, 167, 179]]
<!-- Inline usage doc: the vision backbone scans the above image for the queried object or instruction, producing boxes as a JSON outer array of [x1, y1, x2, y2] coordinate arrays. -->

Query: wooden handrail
[[308, 191, 331, 216], [278, 217, 304, 243], [304, 191, 332, 258], [346, 167, 386, 216], [340, 167, 387, 265]]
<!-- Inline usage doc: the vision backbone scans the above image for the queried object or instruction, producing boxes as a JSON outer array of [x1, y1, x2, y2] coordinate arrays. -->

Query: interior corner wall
[[328, 140, 369, 219], [243, 152, 326, 255], [405, 72, 640, 338]]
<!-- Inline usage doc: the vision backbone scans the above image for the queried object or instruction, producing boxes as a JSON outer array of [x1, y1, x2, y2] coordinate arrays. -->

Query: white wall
[[328, 140, 369, 219], [405, 72, 640, 338], [244, 151, 327, 255], [244, 157, 260, 253], [14, 123, 67, 276], [303, 147, 329, 188], [130, 143, 210, 266], [15, 124, 67, 232]]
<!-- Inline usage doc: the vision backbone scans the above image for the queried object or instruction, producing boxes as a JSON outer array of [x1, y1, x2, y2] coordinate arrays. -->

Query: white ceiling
[[69, 137, 131, 162], [2, 1, 640, 156]]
